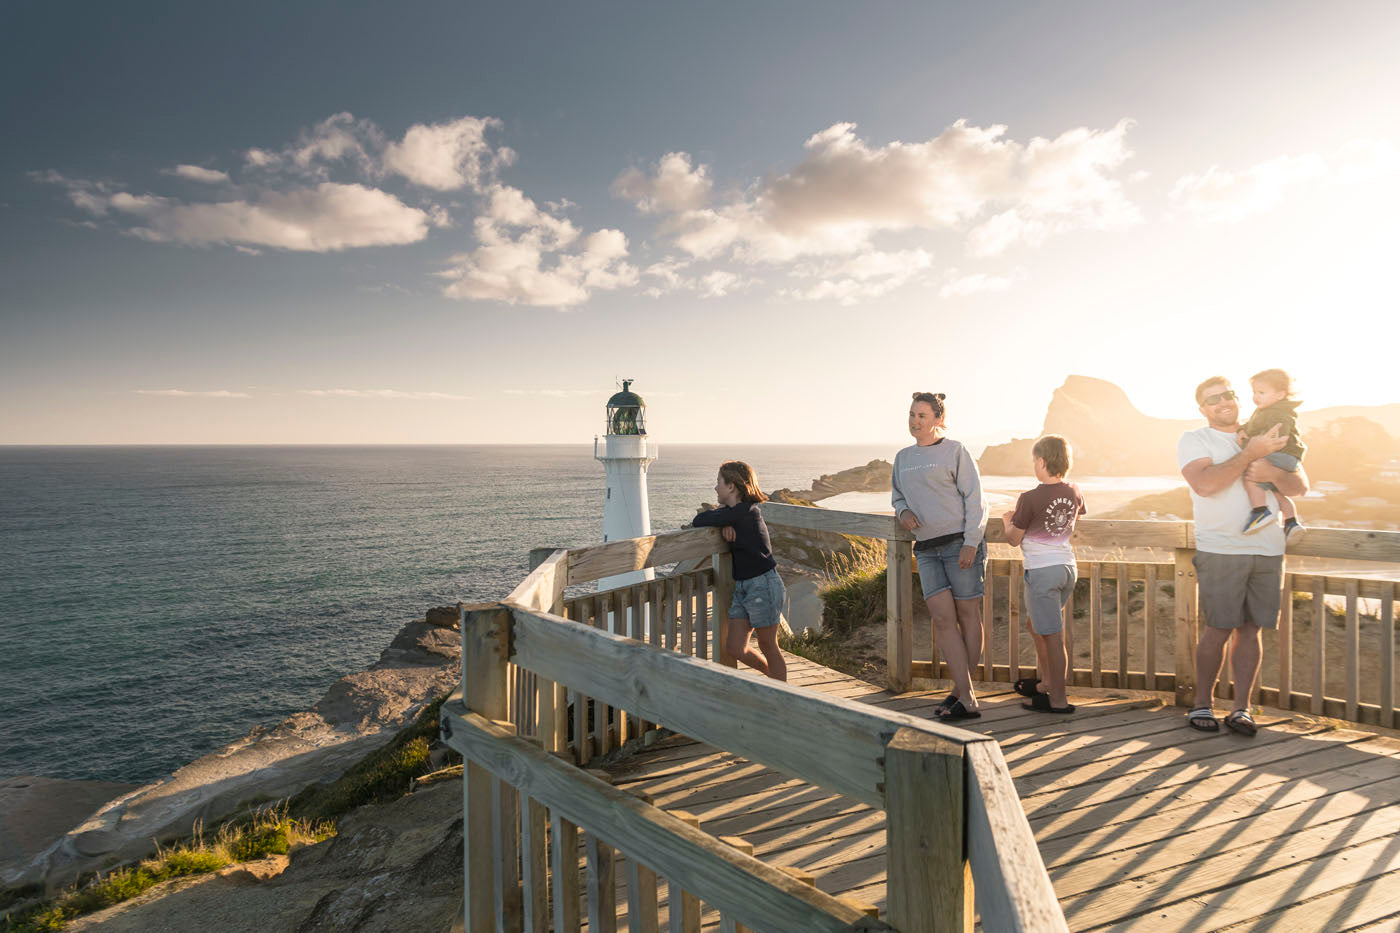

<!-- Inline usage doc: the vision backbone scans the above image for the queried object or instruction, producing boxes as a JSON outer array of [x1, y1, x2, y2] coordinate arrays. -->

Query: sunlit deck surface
[[602, 653, 1400, 932]]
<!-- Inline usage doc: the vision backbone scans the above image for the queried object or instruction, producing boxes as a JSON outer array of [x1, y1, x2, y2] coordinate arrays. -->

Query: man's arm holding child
[[1246, 460, 1310, 498], [1181, 424, 1286, 497]]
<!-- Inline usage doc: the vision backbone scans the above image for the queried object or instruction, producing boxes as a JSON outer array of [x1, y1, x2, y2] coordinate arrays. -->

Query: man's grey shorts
[[1022, 564, 1077, 635], [1193, 551, 1283, 630]]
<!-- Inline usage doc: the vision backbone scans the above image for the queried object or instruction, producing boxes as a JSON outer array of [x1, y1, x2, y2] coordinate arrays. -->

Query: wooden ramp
[[603, 654, 1400, 932]]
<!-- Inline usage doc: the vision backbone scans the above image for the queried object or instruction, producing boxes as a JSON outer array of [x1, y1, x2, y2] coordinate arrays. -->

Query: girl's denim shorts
[[729, 568, 786, 628]]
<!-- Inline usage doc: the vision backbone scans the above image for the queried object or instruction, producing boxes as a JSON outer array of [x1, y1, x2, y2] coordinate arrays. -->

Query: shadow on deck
[[603, 654, 1400, 932]]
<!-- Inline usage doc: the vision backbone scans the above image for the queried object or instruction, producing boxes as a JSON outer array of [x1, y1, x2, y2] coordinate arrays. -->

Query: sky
[[3, 1, 1398, 446]]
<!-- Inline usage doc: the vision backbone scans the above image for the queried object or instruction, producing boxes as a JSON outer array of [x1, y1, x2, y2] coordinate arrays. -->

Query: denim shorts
[[1256, 452, 1300, 492], [1023, 564, 1077, 635], [729, 568, 786, 628], [914, 536, 986, 600]]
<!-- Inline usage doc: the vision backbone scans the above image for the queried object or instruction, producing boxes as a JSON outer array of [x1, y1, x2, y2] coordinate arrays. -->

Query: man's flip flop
[[937, 698, 981, 721], [1013, 677, 1041, 698], [1187, 708, 1220, 732], [1022, 692, 1075, 714], [1224, 709, 1257, 737]]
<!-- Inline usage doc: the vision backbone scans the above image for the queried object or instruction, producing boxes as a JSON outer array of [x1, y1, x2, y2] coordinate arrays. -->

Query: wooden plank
[[1312, 578, 1326, 715], [668, 811, 702, 933], [1279, 525, 1400, 562], [1173, 549, 1197, 707], [713, 551, 736, 668], [964, 741, 1069, 933], [697, 574, 710, 661], [521, 794, 549, 933], [680, 574, 695, 657], [1143, 564, 1157, 691], [595, 593, 613, 757], [664, 576, 680, 651], [887, 539, 914, 693], [1089, 562, 1102, 688], [586, 830, 617, 933], [634, 582, 651, 737], [614, 588, 631, 742], [1384, 588, 1396, 731], [1287, 573, 1400, 600], [444, 713, 888, 932], [567, 527, 725, 586], [1116, 564, 1128, 682], [461, 604, 511, 933], [885, 728, 973, 933], [1009, 560, 1022, 684], [509, 548, 569, 612], [626, 855, 660, 933], [1346, 578, 1360, 721], [761, 500, 909, 540], [718, 836, 757, 933], [551, 811, 582, 932], [981, 577, 995, 683], [508, 605, 985, 809], [1278, 573, 1293, 708], [493, 776, 524, 933]]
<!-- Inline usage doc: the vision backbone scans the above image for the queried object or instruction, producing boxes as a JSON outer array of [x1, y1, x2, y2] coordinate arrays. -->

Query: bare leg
[[1275, 494, 1297, 520], [1230, 623, 1263, 712], [1041, 632, 1069, 707], [1194, 625, 1232, 709], [955, 597, 984, 677], [752, 626, 787, 682], [1030, 629, 1050, 684], [927, 591, 977, 710], [725, 618, 769, 676], [1246, 481, 1267, 509]]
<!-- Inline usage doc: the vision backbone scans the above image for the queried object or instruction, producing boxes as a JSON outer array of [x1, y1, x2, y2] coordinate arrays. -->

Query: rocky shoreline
[[3, 611, 461, 894]]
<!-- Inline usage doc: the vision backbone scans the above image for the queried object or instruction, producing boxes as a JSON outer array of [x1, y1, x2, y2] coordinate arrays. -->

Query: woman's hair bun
[[934, 393, 946, 400]]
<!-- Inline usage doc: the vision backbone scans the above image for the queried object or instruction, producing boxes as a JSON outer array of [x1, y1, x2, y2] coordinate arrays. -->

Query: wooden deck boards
[[603, 653, 1400, 931]]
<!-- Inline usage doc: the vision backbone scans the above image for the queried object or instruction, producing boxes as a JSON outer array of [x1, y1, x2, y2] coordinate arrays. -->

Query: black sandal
[[937, 692, 958, 711], [1013, 677, 1041, 698], [1224, 709, 1257, 737], [1187, 708, 1220, 732], [937, 698, 981, 721], [1022, 692, 1075, 714]]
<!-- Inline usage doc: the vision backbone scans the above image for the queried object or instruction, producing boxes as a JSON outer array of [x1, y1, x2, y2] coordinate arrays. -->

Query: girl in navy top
[[691, 461, 787, 681]]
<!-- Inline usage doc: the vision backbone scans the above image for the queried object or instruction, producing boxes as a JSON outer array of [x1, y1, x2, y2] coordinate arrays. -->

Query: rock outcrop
[[12, 612, 461, 893], [770, 459, 892, 503]]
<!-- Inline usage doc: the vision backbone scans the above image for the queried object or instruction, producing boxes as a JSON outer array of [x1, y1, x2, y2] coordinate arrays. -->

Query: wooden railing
[[760, 501, 1400, 728], [440, 526, 1069, 932]]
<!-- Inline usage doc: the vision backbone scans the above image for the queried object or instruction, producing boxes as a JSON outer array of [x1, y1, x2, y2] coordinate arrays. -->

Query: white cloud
[[622, 119, 1141, 265], [300, 389, 472, 400], [242, 112, 383, 178], [783, 248, 933, 305], [1169, 139, 1399, 223], [169, 164, 230, 184], [382, 116, 514, 191], [612, 152, 712, 213], [107, 183, 432, 251], [438, 185, 638, 308], [939, 267, 1022, 298], [136, 389, 252, 398]]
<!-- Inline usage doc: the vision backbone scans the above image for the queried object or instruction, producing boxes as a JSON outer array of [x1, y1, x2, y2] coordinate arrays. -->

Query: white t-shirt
[[1177, 427, 1285, 556]]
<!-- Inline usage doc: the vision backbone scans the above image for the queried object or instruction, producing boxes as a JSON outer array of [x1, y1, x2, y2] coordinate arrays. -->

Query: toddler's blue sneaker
[[1243, 507, 1274, 534]]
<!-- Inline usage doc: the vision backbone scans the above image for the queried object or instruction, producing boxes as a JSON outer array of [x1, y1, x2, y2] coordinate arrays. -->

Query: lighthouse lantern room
[[595, 379, 658, 590]]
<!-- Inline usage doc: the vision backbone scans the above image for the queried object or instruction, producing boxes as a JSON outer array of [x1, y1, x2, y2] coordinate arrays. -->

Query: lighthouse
[[595, 379, 658, 590]]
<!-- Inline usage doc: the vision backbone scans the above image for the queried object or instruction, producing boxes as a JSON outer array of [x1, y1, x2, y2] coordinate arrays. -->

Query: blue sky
[[4, 2, 1398, 444]]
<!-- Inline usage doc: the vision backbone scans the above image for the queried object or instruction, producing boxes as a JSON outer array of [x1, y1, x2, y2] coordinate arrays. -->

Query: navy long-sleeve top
[[691, 502, 778, 581]]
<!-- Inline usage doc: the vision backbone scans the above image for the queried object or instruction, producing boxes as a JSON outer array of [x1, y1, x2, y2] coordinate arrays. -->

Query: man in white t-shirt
[[1178, 376, 1309, 737]]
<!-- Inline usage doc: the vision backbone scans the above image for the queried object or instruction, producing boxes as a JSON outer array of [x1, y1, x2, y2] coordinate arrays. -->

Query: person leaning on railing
[[1179, 376, 1310, 737]]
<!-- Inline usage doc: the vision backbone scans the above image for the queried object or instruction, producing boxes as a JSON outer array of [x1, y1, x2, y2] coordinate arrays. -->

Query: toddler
[[1241, 368, 1306, 538]]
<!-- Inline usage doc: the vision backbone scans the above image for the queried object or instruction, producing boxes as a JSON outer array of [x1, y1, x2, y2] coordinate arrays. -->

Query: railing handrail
[[760, 500, 1400, 563]]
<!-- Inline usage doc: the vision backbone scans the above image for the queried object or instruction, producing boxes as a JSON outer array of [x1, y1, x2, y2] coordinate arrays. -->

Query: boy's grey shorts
[[1192, 551, 1283, 630], [1022, 564, 1077, 635]]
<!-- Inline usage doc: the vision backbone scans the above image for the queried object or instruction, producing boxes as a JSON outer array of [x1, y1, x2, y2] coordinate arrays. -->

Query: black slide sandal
[[1022, 692, 1075, 714], [1013, 677, 1041, 698]]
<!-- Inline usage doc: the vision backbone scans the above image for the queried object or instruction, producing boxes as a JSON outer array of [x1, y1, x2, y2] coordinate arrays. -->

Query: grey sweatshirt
[[890, 438, 988, 547]]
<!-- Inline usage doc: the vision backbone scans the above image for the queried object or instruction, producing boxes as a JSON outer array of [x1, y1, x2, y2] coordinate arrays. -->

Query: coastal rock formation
[[12, 612, 461, 892], [978, 375, 1195, 476], [770, 459, 892, 503]]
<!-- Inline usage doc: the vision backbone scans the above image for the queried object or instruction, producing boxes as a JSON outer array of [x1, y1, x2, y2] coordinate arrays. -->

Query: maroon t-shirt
[[1010, 482, 1087, 569]]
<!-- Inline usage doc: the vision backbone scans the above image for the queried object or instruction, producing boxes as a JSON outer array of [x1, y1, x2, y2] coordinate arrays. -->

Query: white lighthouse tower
[[595, 379, 658, 591]]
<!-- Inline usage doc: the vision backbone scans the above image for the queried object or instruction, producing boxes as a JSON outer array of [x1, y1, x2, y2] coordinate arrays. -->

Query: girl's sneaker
[[1243, 507, 1273, 533]]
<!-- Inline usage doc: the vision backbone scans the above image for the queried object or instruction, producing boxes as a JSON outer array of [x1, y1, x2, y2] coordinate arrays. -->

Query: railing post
[[884, 727, 972, 932], [713, 551, 736, 667], [887, 538, 914, 693], [461, 603, 514, 932], [1173, 548, 1197, 707]]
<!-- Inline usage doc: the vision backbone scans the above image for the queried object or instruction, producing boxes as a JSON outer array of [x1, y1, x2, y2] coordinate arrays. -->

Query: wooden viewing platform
[[441, 508, 1400, 931], [605, 654, 1400, 931]]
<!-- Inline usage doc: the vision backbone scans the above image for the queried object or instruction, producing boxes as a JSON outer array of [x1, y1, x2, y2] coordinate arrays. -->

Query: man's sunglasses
[[1202, 390, 1237, 405]]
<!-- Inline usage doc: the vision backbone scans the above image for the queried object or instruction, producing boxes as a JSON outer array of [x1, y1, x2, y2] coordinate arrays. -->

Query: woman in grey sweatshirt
[[891, 392, 988, 719]]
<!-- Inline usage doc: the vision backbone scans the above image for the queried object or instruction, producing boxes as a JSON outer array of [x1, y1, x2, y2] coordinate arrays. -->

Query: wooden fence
[[759, 502, 1400, 729], [440, 526, 1068, 932]]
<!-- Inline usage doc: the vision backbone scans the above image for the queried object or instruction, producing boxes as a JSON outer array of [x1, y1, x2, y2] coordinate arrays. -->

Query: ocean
[[0, 444, 892, 783]]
